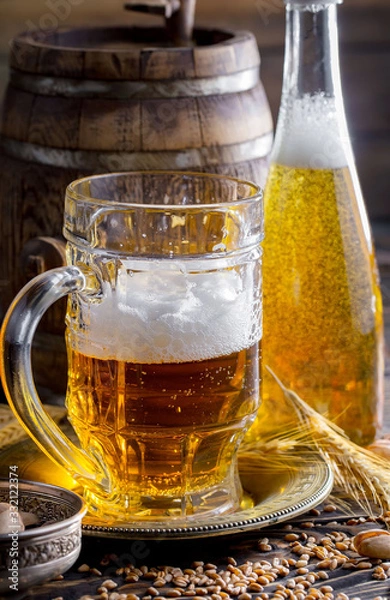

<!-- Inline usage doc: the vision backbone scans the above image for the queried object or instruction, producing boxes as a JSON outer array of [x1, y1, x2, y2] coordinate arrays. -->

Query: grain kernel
[[335, 542, 349, 551], [174, 578, 189, 588], [354, 529, 390, 559], [295, 560, 308, 568], [91, 568, 102, 576], [373, 571, 387, 580], [288, 559, 297, 566], [316, 571, 329, 580], [356, 561, 373, 569], [313, 547, 328, 559], [285, 533, 300, 542], [248, 583, 263, 592]]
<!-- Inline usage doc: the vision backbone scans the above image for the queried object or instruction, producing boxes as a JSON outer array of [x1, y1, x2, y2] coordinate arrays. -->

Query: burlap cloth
[[0, 404, 67, 452]]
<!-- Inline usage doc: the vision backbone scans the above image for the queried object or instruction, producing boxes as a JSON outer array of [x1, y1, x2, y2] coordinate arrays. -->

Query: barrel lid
[[9, 26, 260, 80]]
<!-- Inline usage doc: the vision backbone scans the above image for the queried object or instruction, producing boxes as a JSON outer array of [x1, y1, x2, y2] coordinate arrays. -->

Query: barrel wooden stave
[[79, 99, 142, 152], [3, 84, 272, 153], [9, 27, 261, 80]]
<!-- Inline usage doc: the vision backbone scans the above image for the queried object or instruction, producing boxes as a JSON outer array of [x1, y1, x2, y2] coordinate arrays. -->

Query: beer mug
[[1, 172, 263, 523]]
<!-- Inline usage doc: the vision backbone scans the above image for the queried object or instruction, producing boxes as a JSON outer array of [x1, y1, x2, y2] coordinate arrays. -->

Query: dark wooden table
[[4, 255, 390, 600], [23, 508, 390, 600]]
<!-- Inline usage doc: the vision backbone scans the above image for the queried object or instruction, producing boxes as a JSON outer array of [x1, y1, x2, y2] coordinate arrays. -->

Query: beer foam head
[[70, 258, 262, 363], [272, 93, 350, 169]]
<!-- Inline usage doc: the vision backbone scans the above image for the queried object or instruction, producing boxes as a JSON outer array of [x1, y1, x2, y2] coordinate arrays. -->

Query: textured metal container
[[0, 480, 86, 594]]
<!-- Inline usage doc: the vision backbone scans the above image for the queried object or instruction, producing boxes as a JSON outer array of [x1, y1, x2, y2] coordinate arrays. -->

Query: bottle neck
[[283, 3, 342, 100], [271, 1, 353, 170]]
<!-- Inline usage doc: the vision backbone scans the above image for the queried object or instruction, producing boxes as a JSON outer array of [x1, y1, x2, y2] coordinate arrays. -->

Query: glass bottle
[[254, 0, 384, 445]]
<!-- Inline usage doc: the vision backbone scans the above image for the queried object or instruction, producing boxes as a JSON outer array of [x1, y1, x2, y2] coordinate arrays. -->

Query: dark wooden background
[[0, 0, 389, 221]]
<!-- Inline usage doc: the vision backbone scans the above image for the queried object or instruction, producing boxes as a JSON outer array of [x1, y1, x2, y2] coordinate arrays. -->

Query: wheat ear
[[262, 369, 390, 514]]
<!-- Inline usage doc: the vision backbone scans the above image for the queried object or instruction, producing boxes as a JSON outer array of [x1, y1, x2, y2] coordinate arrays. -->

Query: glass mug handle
[[0, 266, 109, 494]]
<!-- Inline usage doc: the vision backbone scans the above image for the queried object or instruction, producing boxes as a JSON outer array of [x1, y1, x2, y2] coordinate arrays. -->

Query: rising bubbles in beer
[[259, 94, 383, 446], [66, 261, 262, 519]]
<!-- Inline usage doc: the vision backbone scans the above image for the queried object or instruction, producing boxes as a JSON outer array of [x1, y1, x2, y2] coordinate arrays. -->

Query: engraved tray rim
[[81, 453, 333, 540]]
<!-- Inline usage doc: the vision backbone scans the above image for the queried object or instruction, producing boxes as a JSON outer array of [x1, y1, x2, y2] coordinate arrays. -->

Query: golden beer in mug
[[1, 172, 263, 523]]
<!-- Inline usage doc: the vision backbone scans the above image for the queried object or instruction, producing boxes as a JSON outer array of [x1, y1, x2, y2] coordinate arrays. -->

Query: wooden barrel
[[0, 25, 273, 394]]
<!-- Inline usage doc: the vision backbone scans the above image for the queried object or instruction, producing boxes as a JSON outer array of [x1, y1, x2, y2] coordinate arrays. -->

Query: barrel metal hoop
[[10, 67, 260, 99], [0, 134, 273, 170]]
